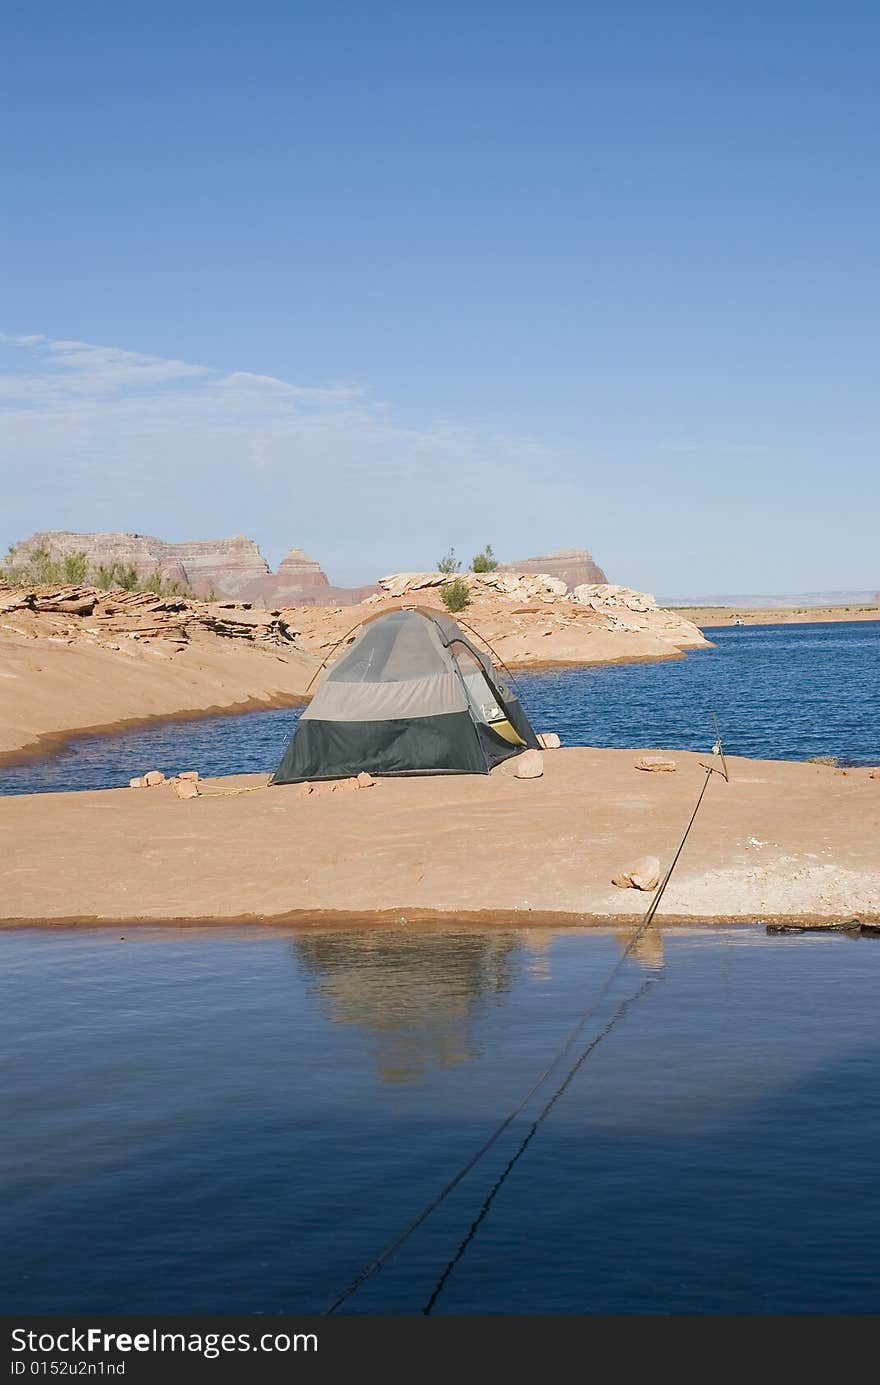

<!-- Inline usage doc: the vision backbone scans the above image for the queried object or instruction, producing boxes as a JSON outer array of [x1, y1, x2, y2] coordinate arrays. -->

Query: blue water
[[1, 621, 877, 794], [2, 924, 879, 1314]]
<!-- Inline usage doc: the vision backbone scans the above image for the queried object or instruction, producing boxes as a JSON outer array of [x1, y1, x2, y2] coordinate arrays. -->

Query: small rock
[[311, 781, 336, 795], [143, 770, 165, 787], [178, 770, 200, 782], [612, 855, 661, 891], [297, 782, 313, 797], [537, 733, 561, 749], [635, 756, 676, 772], [514, 749, 544, 779], [128, 776, 144, 789], [357, 771, 375, 787], [174, 779, 199, 800], [869, 769, 880, 780], [336, 777, 360, 792]]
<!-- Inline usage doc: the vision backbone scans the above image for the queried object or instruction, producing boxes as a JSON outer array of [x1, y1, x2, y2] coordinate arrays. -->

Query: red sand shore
[[3, 749, 878, 928]]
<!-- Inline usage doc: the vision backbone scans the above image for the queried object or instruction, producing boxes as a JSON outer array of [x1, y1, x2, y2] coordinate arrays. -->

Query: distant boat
[[732, 617, 745, 625]]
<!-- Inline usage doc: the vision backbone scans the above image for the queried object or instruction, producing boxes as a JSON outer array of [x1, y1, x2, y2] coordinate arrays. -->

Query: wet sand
[[3, 748, 878, 927]]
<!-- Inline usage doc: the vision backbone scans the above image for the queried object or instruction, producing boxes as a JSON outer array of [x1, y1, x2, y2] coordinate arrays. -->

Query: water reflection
[[291, 929, 517, 1083], [615, 924, 666, 969]]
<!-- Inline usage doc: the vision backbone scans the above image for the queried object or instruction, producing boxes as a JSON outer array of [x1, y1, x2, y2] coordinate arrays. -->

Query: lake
[[2, 924, 878, 1314], [1, 620, 877, 795]]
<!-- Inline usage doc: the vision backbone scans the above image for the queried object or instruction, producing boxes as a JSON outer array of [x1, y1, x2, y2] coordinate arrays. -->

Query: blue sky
[[1, 1, 877, 593]]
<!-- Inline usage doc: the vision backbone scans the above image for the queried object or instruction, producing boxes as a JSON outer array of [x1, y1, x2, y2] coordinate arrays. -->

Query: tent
[[272, 606, 540, 783]]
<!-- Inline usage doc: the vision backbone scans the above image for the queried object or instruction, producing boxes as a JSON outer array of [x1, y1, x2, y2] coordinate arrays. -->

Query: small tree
[[442, 577, 471, 613], [471, 544, 497, 573], [63, 551, 88, 584], [29, 547, 63, 585], [437, 547, 461, 574], [3, 546, 24, 584], [142, 568, 165, 595]]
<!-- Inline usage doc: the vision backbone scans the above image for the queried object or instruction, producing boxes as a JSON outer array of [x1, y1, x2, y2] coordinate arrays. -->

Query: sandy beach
[[3, 748, 878, 928]]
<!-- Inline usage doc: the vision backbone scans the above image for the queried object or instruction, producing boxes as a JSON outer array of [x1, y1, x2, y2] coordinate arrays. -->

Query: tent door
[[449, 643, 526, 747]]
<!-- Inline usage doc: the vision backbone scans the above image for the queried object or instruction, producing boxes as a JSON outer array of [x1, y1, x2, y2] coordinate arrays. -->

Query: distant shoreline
[[677, 606, 880, 628]]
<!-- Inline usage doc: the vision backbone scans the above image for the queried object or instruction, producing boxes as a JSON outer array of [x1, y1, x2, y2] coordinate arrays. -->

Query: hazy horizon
[[2, 4, 878, 594]]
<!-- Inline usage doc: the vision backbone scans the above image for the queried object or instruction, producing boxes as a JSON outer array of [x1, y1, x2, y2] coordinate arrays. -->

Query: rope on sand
[[324, 757, 726, 1314], [197, 776, 273, 798]]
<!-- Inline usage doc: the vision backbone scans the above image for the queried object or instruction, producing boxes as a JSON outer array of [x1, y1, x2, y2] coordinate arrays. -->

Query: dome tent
[[271, 607, 539, 783]]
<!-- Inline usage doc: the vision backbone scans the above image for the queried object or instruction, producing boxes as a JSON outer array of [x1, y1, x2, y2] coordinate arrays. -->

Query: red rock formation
[[500, 548, 608, 588], [8, 532, 377, 605]]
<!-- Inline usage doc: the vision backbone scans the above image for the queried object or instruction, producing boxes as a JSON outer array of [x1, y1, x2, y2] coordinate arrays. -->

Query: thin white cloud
[[0, 331, 570, 581], [660, 439, 770, 455]]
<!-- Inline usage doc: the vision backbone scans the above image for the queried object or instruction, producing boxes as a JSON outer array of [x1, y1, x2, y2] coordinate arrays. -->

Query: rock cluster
[[297, 772, 377, 796], [128, 769, 201, 798], [372, 570, 570, 602], [367, 572, 706, 649], [0, 584, 301, 651]]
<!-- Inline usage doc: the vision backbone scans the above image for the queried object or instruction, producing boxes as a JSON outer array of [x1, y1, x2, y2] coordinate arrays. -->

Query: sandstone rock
[[635, 756, 677, 772], [129, 776, 145, 789], [335, 777, 360, 792], [537, 732, 561, 749], [174, 778, 199, 800], [310, 781, 336, 795], [143, 770, 165, 787], [612, 855, 662, 890], [357, 772, 375, 787], [514, 749, 544, 779], [9, 531, 376, 606], [296, 782, 313, 797], [178, 771, 199, 782], [500, 549, 608, 588], [870, 769, 880, 780]]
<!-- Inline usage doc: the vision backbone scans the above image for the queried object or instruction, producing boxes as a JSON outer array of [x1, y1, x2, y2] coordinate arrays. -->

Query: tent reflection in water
[[272, 606, 540, 783]]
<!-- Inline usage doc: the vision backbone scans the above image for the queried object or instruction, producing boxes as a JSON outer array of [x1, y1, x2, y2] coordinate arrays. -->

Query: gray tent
[[272, 607, 539, 783]]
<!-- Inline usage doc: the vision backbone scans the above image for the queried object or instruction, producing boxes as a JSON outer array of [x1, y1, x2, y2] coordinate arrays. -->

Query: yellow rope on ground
[[197, 777, 273, 798]]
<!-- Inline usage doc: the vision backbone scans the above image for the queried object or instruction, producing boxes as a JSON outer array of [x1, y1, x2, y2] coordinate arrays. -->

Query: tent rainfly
[[271, 607, 540, 783]]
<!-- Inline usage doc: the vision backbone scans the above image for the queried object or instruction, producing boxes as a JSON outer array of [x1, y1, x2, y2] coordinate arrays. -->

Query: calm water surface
[[2, 925, 879, 1314], [1, 621, 877, 795]]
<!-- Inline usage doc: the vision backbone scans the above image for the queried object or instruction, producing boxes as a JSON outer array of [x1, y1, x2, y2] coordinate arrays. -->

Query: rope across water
[[325, 759, 724, 1313]]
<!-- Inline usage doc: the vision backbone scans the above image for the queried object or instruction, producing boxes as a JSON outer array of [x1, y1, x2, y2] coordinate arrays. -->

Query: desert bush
[[28, 547, 64, 584], [471, 544, 498, 572], [806, 754, 840, 767], [437, 547, 461, 574], [94, 561, 139, 591], [141, 568, 165, 594], [442, 577, 471, 613], [62, 551, 89, 584]]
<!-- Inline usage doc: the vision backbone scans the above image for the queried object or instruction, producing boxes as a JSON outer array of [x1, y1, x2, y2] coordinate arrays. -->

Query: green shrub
[[806, 754, 840, 767], [94, 561, 139, 591], [437, 547, 461, 574], [442, 577, 471, 613], [63, 551, 89, 584], [28, 547, 64, 584], [142, 568, 164, 594], [471, 544, 497, 572]]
